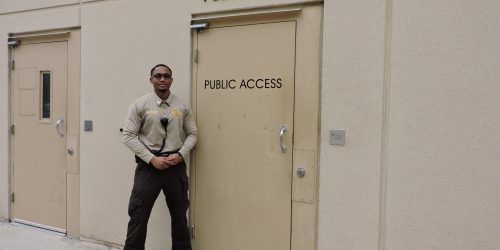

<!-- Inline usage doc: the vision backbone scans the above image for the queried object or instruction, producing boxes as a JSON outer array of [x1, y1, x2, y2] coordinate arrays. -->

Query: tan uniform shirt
[[122, 93, 198, 164]]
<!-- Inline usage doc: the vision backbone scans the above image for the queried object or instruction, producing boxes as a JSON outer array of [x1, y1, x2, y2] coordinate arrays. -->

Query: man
[[122, 64, 197, 250]]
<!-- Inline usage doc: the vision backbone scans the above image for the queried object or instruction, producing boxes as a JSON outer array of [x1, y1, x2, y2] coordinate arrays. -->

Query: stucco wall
[[0, 0, 79, 15], [319, 1, 500, 249], [385, 1, 500, 248], [79, 0, 194, 247], [319, 0, 387, 249]]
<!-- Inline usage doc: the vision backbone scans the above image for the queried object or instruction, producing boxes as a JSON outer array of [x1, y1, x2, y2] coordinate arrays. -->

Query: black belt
[[135, 149, 180, 164]]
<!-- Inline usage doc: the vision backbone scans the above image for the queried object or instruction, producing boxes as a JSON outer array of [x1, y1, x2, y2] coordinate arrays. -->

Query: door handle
[[56, 117, 64, 137], [280, 125, 287, 153]]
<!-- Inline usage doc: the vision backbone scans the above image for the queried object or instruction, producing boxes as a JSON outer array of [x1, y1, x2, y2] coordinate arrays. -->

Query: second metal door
[[194, 21, 296, 250], [11, 41, 68, 232]]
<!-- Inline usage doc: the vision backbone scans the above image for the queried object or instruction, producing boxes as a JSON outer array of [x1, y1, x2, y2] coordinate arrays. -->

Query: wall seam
[[378, 0, 392, 249], [79, 0, 82, 26], [0, 3, 80, 16]]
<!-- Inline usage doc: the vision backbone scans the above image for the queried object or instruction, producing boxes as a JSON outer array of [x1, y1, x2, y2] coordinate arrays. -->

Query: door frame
[[8, 28, 81, 236], [189, 3, 322, 250]]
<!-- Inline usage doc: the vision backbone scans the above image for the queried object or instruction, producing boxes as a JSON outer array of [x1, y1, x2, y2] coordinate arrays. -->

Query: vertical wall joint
[[379, 0, 393, 250], [194, 49, 199, 63]]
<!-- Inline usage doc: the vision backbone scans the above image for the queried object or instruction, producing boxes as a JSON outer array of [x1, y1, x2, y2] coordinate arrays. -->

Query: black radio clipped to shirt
[[151, 117, 169, 155]]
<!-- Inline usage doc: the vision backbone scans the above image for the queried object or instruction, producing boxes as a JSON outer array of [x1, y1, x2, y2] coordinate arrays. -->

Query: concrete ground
[[0, 221, 122, 250]]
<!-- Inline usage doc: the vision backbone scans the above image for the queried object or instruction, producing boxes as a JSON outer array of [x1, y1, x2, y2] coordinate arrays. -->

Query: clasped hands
[[150, 153, 182, 170]]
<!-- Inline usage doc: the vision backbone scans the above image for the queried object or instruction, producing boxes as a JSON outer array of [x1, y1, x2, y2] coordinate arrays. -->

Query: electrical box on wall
[[84, 120, 93, 132], [329, 129, 345, 146]]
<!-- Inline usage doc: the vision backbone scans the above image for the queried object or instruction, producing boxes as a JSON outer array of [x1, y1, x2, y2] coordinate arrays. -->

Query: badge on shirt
[[171, 108, 182, 117]]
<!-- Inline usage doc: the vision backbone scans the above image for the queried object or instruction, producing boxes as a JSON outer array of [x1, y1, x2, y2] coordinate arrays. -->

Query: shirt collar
[[153, 93, 172, 106]]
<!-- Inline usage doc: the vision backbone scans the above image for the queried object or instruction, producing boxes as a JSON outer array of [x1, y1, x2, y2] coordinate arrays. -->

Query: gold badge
[[171, 108, 182, 117]]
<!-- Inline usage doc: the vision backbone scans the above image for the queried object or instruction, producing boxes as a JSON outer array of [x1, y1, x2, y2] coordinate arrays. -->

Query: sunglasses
[[152, 73, 172, 80]]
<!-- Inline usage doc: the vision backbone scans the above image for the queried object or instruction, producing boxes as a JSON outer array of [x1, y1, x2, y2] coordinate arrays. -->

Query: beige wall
[[319, 1, 500, 249], [79, 0, 193, 246], [1, 0, 500, 249], [0, 0, 79, 15], [385, 1, 500, 248], [319, 0, 387, 249]]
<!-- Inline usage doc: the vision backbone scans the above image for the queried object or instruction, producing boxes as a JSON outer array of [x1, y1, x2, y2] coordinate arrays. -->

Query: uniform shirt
[[122, 93, 198, 164]]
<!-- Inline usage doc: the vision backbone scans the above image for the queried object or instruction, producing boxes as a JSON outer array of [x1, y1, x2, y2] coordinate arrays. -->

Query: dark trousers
[[124, 159, 191, 250]]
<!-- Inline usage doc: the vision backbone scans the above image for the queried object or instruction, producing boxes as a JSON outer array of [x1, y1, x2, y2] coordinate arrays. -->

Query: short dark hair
[[150, 64, 173, 76]]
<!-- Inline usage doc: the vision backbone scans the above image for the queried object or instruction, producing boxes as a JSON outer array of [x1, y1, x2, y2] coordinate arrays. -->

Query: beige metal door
[[194, 21, 296, 250], [11, 41, 68, 232]]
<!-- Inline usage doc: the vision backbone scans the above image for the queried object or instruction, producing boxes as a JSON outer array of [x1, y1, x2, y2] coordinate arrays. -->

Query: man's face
[[150, 66, 173, 93]]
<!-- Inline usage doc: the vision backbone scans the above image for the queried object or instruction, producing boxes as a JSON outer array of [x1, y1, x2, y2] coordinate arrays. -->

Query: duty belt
[[135, 149, 180, 164]]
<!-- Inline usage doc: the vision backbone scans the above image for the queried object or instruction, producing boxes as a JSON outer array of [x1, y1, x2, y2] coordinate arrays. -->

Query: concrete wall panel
[[0, 0, 79, 15], [79, 0, 192, 248], [386, 0, 500, 248], [318, 0, 386, 249]]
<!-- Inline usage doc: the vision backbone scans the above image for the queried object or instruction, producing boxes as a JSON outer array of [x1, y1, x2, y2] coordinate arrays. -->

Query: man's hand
[[149, 156, 171, 170], [164, 153, 183, 166]]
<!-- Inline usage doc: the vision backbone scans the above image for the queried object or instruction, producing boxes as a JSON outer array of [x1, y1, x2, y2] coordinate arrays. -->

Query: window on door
[[41, 71, 51, 119]]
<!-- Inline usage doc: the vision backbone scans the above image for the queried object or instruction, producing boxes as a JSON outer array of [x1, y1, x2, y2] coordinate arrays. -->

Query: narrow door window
[[41, 72, 51, 119]]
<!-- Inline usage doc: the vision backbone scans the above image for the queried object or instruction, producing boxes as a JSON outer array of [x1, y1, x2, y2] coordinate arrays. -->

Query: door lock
[[67, 147, 74, 155], [297, 168, 306, 177]]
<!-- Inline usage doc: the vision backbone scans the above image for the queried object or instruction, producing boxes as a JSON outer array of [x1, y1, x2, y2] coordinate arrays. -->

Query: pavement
[[0, 221, 122, 250]]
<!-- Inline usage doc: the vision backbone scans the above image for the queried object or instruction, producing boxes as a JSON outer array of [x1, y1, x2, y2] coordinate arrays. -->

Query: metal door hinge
[[190, 23, 208, 31], [191, 224, 195, 239], [10, 124, 14, 135], [9, 59, 15, 70], [8, 39, 19, 48], [10, 193, 14, 202], [194, 49, 199, 63]]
